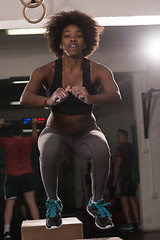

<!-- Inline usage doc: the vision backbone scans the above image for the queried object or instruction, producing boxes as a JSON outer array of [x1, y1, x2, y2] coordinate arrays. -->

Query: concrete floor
[[0, 199, 160, 240]]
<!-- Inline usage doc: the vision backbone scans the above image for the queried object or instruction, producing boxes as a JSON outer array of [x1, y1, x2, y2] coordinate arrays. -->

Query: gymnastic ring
[[23, 3, 46, 24], [20, 0, 43, 8]]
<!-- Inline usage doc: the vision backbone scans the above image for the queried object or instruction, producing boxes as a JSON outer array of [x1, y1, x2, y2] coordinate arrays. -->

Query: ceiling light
[[95, 15, 160, 26], [146, 38, 160, 61], [142, 34, 160, 65], [23, 129, 40, 133], [4, 15, 160, 36], [6, 28, 46, 35], [10, 101, 20, 105], [12, 80, 29, 84]]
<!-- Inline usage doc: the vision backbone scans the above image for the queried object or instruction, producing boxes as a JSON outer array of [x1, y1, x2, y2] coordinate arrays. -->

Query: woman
[[20, 10, 122, 230]]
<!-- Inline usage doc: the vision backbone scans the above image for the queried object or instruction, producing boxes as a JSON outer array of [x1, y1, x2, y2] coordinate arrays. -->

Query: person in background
[[112, 129, 140, 231], [0, 119, 5, 217], [0, 118, 39, 240], [20, 10, 121, 230]]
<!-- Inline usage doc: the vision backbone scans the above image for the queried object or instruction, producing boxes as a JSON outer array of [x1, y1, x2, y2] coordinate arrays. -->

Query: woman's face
[[60, 24, 85, 57]]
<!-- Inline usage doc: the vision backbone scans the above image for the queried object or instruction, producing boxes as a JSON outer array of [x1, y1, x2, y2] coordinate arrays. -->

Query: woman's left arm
[[90, 63, 122, 105], [71, 62, 122, 105]]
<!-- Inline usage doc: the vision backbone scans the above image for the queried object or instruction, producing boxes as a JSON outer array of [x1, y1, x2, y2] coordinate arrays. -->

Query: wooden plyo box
[[77, 238, 123, 240], [21, 217, 83, 240]]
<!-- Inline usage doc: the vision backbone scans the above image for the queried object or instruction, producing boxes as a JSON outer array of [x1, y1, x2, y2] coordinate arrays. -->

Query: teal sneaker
[[3, 232, 11, 240], [45, 198, 63, 230], [86, 197, 114, 229], [135, 223, 141, 230], [121, 223, 134, 231]]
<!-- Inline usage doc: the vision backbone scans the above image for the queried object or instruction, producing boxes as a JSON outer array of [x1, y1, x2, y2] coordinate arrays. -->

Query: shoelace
[[46, 199, 62, 218], [94, 198, 112, 218]]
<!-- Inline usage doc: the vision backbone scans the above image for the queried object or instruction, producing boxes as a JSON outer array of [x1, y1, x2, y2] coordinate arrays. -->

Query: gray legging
[[38, 124, 111, 202]]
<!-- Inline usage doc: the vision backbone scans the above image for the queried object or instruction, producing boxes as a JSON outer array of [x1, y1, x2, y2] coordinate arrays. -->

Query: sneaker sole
[[45, 221, 62, 230], [86, 207, 114, 229], [121, 228, 134, 231]]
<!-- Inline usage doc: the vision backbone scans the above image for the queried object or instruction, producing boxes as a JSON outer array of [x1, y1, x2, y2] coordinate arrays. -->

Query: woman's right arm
[[20, 67, 49, 108], [20, 66, 71, 108]]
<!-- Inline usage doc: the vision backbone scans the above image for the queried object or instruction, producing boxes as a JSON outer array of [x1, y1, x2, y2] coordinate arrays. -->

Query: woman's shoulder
[[90, 60, 111, 72], [30, 61, 56, 81], [89, 60, 113, 77], [35, 61, 56, 74]]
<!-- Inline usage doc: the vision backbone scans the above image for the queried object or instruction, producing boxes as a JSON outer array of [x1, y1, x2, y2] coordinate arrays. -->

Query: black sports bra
[[46, 58, 97, 115]]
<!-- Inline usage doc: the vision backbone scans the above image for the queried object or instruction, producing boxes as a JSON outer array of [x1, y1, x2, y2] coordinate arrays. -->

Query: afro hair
[[45, 10, 104, 58]]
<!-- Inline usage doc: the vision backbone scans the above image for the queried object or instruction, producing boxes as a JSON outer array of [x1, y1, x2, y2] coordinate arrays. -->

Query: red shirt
[[0, 136, 37, 176]]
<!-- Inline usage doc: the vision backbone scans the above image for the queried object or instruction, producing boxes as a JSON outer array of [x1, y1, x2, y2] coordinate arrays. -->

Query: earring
[[59, 45, 63, 49]]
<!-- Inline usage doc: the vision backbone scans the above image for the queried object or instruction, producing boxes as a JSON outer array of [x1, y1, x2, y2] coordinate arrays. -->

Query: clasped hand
[[49, 85, 91, 106]]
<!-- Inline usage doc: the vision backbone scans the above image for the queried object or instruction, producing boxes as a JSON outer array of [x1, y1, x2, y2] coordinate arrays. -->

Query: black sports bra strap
[[82, 58, 96, 94], [52, 58, 96, 94], [82, 58, 90, 87], [53, 58, 63, 89]]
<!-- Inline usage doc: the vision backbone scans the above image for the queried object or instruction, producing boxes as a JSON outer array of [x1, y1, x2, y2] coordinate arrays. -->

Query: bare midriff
[[47, 112, 96, 135]]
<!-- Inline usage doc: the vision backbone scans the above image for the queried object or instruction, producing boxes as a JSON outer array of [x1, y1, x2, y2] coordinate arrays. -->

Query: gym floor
[[0, 186, 159, 240], [0, 203, 160, 240]]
